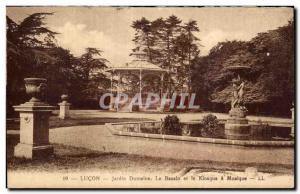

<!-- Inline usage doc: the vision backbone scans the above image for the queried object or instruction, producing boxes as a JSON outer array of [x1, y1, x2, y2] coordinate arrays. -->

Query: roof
[[106, 60, 168, 72]]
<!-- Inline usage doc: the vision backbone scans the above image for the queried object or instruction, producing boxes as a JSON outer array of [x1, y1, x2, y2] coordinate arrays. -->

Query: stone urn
[[24, 78, 47, 102], [61, 94, 69, 102]]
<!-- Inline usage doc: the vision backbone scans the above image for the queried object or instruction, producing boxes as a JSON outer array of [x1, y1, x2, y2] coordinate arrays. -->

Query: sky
[[7, 6, 293, 67]]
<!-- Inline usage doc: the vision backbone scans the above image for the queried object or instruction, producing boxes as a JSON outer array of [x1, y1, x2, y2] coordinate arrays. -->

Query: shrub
[[201, 114, 219, 137], [161, 115, 182, 135]]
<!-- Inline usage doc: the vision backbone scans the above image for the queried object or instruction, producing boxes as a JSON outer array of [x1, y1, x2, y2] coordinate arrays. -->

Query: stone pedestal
[[225, 108, 250, 140], [13, 101, 55, 159], [58, 101, 71, 119]]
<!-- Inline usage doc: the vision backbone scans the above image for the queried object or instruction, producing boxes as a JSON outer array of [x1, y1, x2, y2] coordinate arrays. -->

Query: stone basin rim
[[105, 123, 294, 147]]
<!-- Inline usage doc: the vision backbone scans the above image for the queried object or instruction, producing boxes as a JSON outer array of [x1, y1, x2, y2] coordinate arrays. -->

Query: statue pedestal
[[225, 108, 250, 140], [13, 102, 55, 159], [58, 101, 71, 119]]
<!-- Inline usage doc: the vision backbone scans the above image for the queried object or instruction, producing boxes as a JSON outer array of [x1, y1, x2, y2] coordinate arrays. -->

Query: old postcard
[[6, 6, 295, 189]]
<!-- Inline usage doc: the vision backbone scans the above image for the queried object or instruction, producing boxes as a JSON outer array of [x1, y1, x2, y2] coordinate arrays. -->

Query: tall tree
[[7, 12, 112, 114], [6, 13, 59, 115], [192, 21, 294, 116], [131, 17, 155, 62], [130, 16, 201, 95], [75, 48, 110, 101], [160, 15, 182, 70], [176, 20, 200, 93]]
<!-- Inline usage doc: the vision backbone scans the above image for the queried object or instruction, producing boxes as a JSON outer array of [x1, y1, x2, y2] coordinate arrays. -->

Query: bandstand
[[106, 61, 169, 112]]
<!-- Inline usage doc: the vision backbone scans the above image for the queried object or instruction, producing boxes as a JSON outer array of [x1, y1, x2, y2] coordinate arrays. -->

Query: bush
[[201, 114, 219, 137], [161, 115, 182, 135]]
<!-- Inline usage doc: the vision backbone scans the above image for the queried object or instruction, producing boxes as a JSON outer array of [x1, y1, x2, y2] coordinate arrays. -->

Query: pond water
[[113, 122, 292, 141]]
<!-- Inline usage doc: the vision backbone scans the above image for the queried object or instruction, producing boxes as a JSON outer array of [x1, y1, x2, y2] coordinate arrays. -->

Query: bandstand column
[[109, 71, 114, 111], [117, 71, 121, 112], [110, 72, 113, 94], [139, 69, 142, 100], [158, 72, 165, 112], [160, 73, 164, 98]]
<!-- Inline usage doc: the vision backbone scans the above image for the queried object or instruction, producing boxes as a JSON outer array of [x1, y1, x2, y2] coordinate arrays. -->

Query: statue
[[231, 74, 245, 110], [225, 65, 250, 140]]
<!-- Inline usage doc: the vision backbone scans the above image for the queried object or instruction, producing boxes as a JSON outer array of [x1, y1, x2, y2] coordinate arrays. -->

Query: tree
[[175, 20, 200, 93], [192, 40, 246, 110], [192, 21, 294, 116], [130, 16, 201, 95], [73, 48, 110, 103], [6, 13, 59, 116], [131, 17, 156, 62], [160, 15, 182, 69], [7, 13, 111, 114]]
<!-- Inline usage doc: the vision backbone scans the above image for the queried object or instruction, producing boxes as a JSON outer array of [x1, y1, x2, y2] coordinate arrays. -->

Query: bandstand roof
[[106, 60, 168, 73]]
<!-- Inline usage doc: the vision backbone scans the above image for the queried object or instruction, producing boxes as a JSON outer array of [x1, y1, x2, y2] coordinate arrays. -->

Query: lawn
[[48, 116, 153, 128], [7, 116, 153, 131]]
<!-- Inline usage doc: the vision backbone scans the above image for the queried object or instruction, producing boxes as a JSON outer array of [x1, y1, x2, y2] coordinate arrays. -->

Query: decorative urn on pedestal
[[13, 78, 55, 159], [224, 66, 251, 140], [58, 94, 71, 119], [24, 78, 47, 103]]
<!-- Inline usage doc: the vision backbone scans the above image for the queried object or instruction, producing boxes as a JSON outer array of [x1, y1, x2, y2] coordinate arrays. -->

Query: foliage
[[7, 13, 60, 116], [72, 48, 110, 104], [192, 21, 294, 116], [200, 114, 219, 137], [7, 12, 294, 118], [161, 115, 182, 135], [6, 13, 110, 116]]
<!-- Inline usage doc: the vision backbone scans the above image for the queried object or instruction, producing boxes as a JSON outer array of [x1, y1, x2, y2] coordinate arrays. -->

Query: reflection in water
[[115, 122, 292, 141]]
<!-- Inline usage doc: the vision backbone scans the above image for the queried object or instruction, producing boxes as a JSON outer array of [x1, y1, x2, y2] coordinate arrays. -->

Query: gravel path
[[49, 124, 294, 165]]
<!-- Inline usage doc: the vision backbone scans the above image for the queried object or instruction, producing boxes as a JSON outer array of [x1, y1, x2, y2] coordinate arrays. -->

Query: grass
[[48, 116, 153, 129], [7, 116, 153, 130]]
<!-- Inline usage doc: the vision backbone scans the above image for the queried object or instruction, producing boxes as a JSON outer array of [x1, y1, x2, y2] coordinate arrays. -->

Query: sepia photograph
[[5, 6, 295, 189]]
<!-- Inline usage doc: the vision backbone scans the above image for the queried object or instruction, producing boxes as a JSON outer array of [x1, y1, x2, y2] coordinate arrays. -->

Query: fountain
[[225, 65, 251, 140]]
